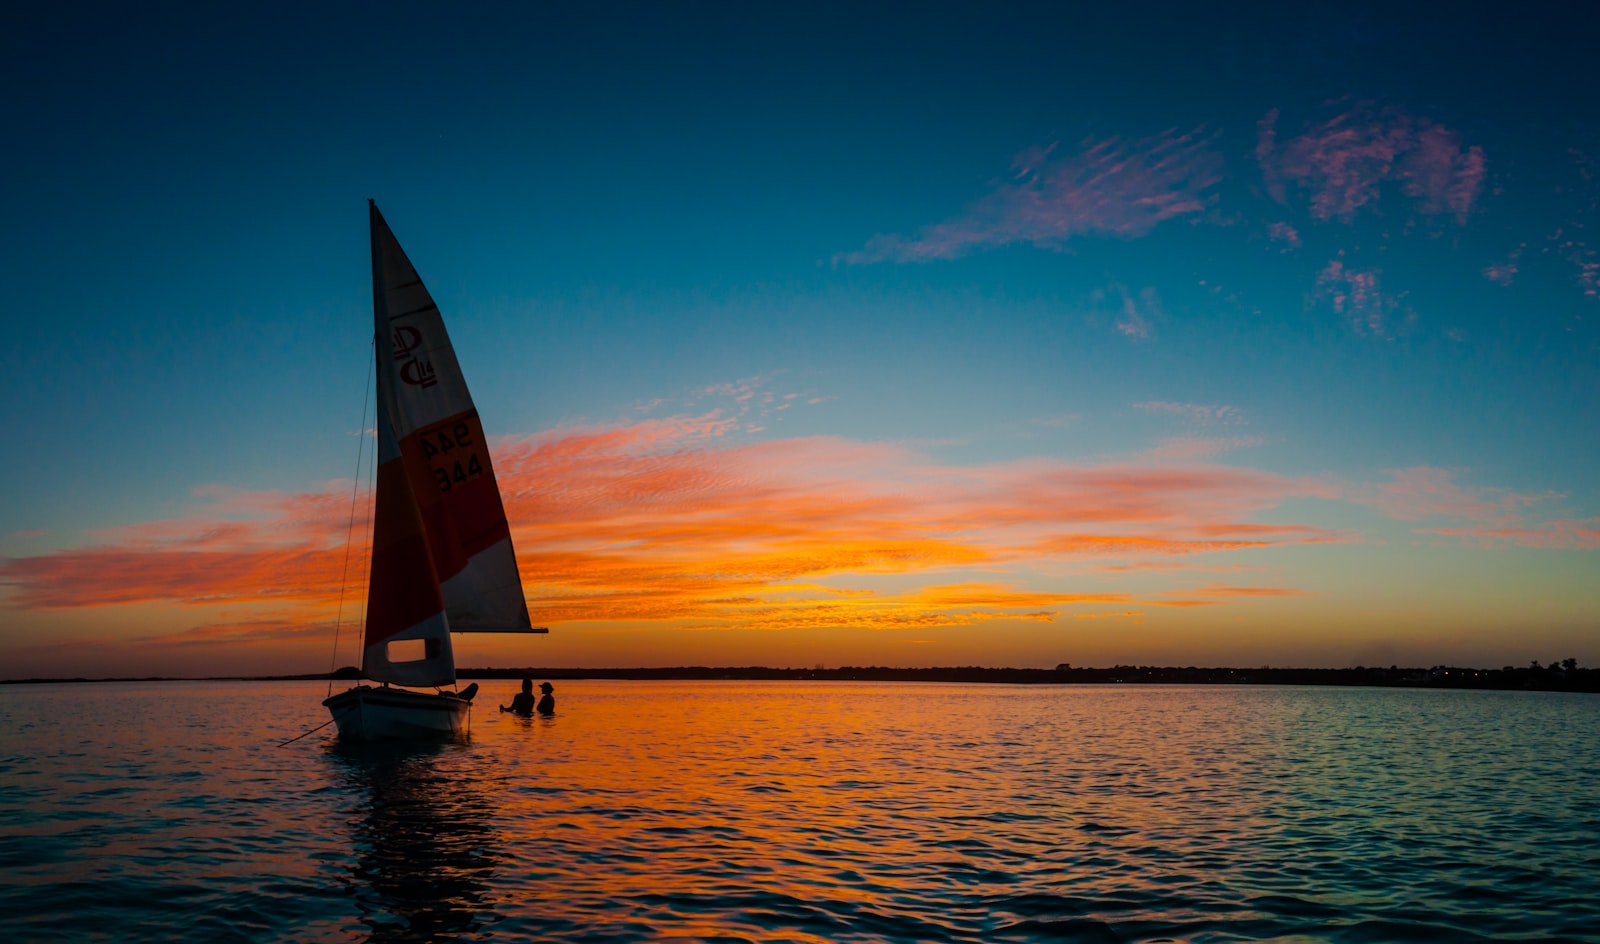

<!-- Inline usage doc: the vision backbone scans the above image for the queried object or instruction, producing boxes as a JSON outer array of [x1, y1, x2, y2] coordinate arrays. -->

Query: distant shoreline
[[4, 664, 1595, 693]]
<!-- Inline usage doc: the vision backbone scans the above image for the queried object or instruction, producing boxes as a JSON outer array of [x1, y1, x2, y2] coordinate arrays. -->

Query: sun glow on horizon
[[3, 403, 1594, 677]]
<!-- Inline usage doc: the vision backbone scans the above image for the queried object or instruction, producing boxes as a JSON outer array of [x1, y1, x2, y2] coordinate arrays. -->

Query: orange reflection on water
[[11, 680, 1596, 942]]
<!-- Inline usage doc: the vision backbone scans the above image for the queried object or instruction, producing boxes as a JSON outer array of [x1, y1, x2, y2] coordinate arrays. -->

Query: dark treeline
[[453, 662, 1600, 693], [7, 662, 1595, 692]]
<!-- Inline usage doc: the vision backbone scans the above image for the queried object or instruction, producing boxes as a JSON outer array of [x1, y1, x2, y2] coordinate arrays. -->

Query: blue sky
[[2, 2, 1596, 676]]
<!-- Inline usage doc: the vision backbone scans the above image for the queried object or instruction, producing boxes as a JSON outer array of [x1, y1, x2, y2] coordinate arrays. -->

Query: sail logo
[[400, 360, 439, 388], [391, 326, 438, 389], [391, 325, 423, 358]]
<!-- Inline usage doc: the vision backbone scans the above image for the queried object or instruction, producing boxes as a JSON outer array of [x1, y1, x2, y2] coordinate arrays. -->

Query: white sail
[[362, 201, 532, 687]]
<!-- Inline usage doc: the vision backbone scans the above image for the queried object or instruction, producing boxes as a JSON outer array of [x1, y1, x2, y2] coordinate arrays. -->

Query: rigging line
[[328, 338, 376, 698], [277, 717, 336, 748], [359, 379, 378, 647]]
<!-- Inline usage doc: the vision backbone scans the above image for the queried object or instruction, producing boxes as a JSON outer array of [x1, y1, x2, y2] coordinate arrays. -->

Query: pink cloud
[[1550, 228, 1600, 299], [1552, 149, 1600, 298], [1267, 221, 1302, 250], [1404, 120, 1487, 222], [1483, 244, 1523, 286], [1348, 468, 1594, 552], [1258, 105, 1486, 225], [1310, 256, 1411, 338], [840, 128, 1222, 264], [1352, 467, 1557, 527]]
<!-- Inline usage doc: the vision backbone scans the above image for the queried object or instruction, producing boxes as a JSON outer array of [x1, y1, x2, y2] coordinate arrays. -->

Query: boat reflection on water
[[326, 740, 504, 943]]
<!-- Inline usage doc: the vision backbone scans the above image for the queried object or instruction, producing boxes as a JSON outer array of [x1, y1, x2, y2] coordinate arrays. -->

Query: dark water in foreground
[[2, 681, 1598, 943]]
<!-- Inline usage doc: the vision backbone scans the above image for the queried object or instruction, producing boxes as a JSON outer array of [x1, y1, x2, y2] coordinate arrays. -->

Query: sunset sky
[[3, 2, 1597, 678]]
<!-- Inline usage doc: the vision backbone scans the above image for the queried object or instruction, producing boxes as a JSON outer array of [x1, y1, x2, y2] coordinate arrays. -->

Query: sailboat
[[323, 200, 546, 740]]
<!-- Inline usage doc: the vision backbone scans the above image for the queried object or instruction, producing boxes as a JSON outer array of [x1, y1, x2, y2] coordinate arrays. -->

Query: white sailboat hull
[[323, 685, 472, 740]]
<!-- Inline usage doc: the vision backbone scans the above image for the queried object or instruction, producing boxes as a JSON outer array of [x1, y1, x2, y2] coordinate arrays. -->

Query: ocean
[[2, 680, 1597, 942]]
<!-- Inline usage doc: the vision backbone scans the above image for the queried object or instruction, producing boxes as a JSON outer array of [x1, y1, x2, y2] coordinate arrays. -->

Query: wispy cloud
[[1150, 583, 1313, 608], [1548, 148, 1600, 300], [1031, 534, 1281, 556], [1421, 519, 1600, 550], [1483, 244, 1524, 286], [1029, 413, 1082, 430], [1133, 401, 1255, 459], [135, 616, 336, 648], [1134, 401, 1245, 426], [1092, 283, 1165, 341], [1095, 561, 1263, 574], [1183, 583, 1314, 598], [1267, 221, 1302, 250], [1351, 467, 1555, 527], [839, 128, 1222, 264], [1140, 435, 1265, 462], [1258, 105, 1486, 225], [1310, 256, 1412, 338], [1344, 468, 1597, 552]]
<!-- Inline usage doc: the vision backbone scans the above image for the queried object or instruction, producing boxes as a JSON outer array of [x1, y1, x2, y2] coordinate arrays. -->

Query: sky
[[2, 1, 1597, 678]]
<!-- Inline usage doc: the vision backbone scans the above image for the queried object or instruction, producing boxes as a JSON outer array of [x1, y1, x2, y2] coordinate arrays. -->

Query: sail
[[362, 201, 533, 686]]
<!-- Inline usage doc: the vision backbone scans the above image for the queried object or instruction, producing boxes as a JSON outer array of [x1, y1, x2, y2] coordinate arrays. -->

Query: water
[[2, 681, 1598, 943]]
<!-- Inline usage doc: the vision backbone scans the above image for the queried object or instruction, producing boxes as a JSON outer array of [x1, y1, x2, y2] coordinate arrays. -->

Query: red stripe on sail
[[364, 457, 445, 647], [398, 413, 514, 583]]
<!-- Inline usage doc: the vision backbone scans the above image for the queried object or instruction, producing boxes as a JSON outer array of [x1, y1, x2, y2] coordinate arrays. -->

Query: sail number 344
[[419, 422, 484, 493]]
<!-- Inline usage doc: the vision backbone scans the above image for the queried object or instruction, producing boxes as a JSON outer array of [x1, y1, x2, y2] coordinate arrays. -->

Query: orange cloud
[[1032, 534, 1274, 555], [0, 546, 355, 609], [1421, 519, 1600, 550], [1145, 583, 1313, 609], [0, 417, 1346, 641]]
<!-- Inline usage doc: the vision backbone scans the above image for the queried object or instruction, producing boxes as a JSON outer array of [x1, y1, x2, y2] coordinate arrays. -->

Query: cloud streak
[[1421, 519, 1600, 550], [840, 129, 1222, 264]]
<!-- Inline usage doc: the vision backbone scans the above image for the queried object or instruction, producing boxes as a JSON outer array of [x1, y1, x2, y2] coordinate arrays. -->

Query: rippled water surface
[[3, 681, 1598, 942]]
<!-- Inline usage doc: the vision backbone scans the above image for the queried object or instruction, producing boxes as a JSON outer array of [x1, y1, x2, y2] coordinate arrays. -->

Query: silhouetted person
[[500, 678, 535, 715], [536, 681, 555, 716]]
